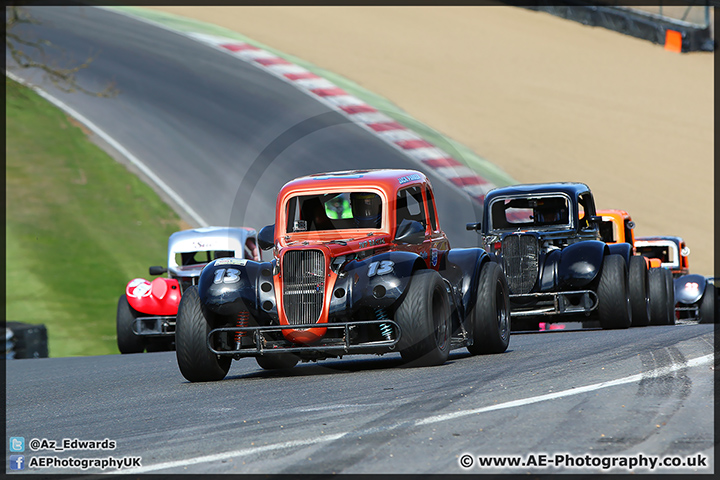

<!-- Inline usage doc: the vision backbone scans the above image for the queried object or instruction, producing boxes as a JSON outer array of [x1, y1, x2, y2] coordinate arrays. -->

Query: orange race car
[[175, 169, 511, 382], [596, 209, 674, 326]]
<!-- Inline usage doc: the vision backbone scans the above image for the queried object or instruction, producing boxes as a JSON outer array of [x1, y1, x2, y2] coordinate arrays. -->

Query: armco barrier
[[512, 1, 715, 52]]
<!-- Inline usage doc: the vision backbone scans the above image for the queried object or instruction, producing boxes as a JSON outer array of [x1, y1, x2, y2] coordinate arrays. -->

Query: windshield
[[488, 195, 572, 231], [285, 192, 383, 233]]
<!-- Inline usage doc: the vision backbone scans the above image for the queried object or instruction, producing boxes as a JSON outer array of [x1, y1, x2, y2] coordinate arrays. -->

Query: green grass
[[5, 77, 184, 357]]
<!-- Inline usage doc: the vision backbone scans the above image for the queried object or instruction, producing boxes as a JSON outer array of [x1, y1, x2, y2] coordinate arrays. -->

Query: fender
[[445, 247, 491, 318], [674, 274, 707, 305], [331, 251, 424, 317], [539, 248, 561, 291], [125, 277, 181, 315], [557, 240, 606, 289], [197, 258, 276, 323], [607, 242, 632, 265]]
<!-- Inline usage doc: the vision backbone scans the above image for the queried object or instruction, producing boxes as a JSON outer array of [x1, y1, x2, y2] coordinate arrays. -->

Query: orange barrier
[[665, 29, 683, 53]]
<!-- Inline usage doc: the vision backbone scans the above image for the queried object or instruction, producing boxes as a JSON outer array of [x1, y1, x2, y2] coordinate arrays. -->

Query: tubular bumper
[[207, 320, 401, 357], [132, 316, 176, 337]]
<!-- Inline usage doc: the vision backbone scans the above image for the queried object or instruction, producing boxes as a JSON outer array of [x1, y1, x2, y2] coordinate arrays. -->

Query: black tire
[[116, 295, 145, 354], [395, 269, 451, 366], [664, 269, 676, 325], [175, 286, 231, 382], [628, 256, 650, 327], [699, 284, 715, 324], [596, 255, 631, 329], [467, 262, 510, 354], [256, 354, 299, 370], [648, 268, 671, 325]]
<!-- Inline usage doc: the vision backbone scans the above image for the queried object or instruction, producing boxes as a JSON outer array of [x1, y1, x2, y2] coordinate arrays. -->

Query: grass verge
[[5, 77, 184, 357]]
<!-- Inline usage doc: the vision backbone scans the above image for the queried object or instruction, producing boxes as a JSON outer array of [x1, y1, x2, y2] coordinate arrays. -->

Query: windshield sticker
[[214, 258, 248, 266], [359, 238, 386, 249]]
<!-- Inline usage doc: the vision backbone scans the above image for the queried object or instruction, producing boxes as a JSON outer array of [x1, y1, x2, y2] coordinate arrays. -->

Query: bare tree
[[5, 4, 118, 97]]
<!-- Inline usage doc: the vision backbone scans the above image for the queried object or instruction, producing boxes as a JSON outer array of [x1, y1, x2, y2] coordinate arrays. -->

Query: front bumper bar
[[509, 290, 598, 317], [207, 320, 401, 357]]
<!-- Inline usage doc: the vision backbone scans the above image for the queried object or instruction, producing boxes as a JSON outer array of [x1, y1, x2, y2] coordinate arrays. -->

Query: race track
[[5, 6, 715, 475]]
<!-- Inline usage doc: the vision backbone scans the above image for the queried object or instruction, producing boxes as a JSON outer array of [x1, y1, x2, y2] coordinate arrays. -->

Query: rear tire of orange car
[[256, 354, 299, 370], [597, 255, 632, 329], [699, 284, 716, 324], [116, 295, 145, 354], [648, 268, 672, 325], [467, 262, 510, 354], [175, 286, 231, 382], [395, 269, 451, 367], [628, 256, 650, 327]]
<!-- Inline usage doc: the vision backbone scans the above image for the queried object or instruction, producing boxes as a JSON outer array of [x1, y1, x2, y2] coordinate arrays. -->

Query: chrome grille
[[502, 234, 539, 294], [282, 250, 325, 325]]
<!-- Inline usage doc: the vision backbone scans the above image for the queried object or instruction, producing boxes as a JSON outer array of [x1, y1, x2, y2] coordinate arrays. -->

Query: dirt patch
[[147, 6, 714, 275]]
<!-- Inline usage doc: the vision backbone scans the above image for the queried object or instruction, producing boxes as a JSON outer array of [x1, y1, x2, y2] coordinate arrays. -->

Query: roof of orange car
[[278, 169, 429, 196], [597, 209, 630, 219]]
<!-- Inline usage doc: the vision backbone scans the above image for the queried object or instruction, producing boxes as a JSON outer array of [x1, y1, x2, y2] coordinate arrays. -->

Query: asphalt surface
[[6, 326, 715, 474], [5, 6, 716, 475]]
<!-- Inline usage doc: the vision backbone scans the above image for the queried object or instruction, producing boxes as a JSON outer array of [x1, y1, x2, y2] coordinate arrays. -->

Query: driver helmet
[[536, 199, 567, 224], [351, 192, 382, 228]]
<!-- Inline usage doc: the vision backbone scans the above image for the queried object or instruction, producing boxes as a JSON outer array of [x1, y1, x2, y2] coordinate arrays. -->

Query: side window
[[425, 187, 438, 231], [245, 237, 260, 261], [623, 219, 633, 245], [396, 186, 427, 228], [597, 219, 615, 243], [577, 193, 595, 230]]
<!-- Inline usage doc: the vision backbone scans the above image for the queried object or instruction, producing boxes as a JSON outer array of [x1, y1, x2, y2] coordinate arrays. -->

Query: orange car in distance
[[597, 209, 675, 326]]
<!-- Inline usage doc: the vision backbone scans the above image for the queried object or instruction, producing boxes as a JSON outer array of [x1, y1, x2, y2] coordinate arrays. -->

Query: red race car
[[117, 227, 259, 353]]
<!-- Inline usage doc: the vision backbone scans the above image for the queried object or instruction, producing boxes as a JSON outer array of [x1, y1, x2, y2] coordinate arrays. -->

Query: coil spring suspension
[[235, 311, 249, 346], [376, 308, 393, 341]]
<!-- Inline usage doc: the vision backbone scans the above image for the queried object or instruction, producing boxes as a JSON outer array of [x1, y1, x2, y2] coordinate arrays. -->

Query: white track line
[[6, 71, 209, 228], [114, 353, 713, 473]]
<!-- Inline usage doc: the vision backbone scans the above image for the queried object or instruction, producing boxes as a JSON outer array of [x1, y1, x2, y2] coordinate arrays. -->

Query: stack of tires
[[5, 322, 49, 359]]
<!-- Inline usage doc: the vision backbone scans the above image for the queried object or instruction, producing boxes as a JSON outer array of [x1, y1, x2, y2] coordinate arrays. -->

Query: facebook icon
[[10, 455, 25, 470]]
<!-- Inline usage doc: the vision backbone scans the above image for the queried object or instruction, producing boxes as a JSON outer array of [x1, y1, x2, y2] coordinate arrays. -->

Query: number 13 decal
[[368, 260, 394, 277], [213, 268, 241, 284]]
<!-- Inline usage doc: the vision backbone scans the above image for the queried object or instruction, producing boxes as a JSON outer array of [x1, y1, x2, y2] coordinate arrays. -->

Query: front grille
[[282, 249, 325, 325], [502, 234, 539, 294]]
